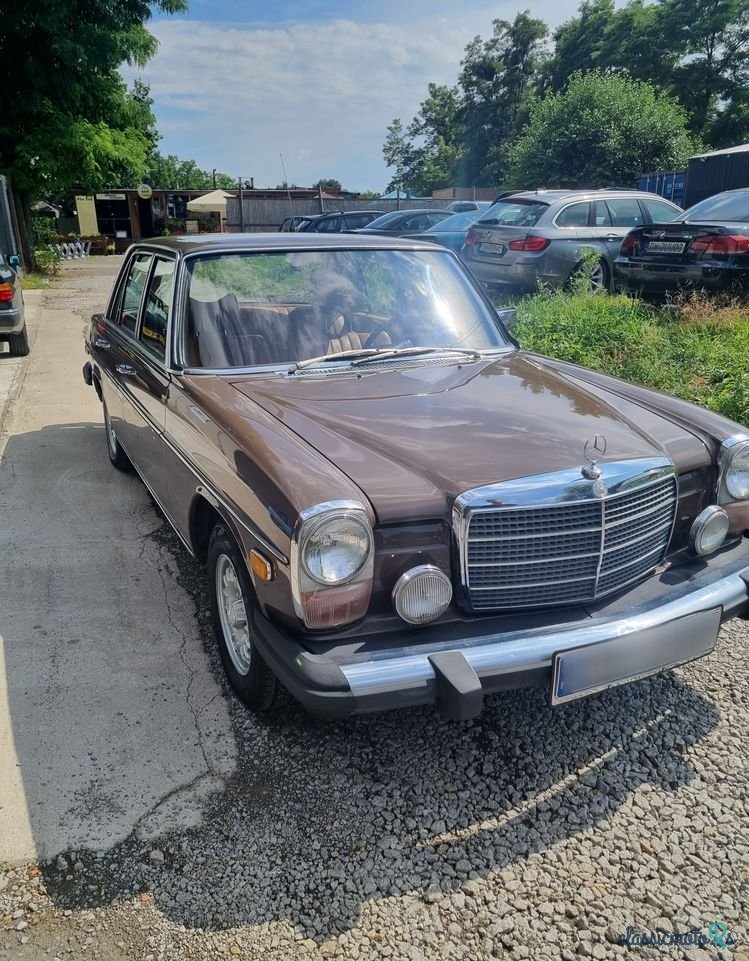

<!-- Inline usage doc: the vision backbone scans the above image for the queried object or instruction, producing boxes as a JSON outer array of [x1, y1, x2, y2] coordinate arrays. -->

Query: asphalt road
[[0, 258, 746, 961]]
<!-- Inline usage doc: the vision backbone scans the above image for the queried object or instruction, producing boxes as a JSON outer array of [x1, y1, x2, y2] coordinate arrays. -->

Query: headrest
[[327, 314, 346, 337]]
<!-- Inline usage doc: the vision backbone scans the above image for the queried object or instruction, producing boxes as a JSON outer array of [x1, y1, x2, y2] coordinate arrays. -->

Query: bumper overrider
[[253, 546, 749, 720]]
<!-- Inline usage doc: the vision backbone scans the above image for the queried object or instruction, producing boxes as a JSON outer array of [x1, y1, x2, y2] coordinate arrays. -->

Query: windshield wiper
[[289, 348, 395, 373], [350, 346, 482, 366]]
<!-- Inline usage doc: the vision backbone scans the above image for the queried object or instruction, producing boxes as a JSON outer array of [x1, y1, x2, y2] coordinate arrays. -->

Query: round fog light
[[393, 565, 452, 625], [689, 506, 730, 556]]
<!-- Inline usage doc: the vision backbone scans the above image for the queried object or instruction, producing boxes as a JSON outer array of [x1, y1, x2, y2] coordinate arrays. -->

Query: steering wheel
[[363, 323, 393, 349]]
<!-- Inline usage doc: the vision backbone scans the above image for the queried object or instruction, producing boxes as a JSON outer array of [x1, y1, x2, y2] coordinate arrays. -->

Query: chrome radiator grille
[[458, 470, 677, 612]]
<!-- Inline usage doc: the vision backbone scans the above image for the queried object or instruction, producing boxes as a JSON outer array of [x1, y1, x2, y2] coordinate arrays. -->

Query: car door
[[113, 254, 175, 513], [94, 251, 152, 454], [598, 197, 646, 259]]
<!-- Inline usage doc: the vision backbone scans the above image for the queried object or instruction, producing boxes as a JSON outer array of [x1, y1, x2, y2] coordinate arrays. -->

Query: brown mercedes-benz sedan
[[83, 234, 749, 720]]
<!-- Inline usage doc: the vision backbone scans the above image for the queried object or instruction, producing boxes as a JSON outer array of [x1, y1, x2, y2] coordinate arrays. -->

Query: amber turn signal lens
[[249, 549, 273, 581]]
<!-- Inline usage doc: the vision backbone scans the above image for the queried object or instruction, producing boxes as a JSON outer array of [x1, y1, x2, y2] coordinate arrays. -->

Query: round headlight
[[393, 565, 452, 625], [689, 506, 730, 556], [301, 513, 372, 585], [725, 441, 749, 500]]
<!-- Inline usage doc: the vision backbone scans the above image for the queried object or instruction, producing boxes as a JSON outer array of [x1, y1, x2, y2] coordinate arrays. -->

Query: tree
[[312, 178, 343, 191], [507, 72, 701, 188], [458, 13, 549, 185], [0, 0, 187, 258], [144, 153, 235, 189]]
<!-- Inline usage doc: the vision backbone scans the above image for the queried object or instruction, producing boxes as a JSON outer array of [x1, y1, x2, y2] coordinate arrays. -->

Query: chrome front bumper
[[253, 553, 749, 720]]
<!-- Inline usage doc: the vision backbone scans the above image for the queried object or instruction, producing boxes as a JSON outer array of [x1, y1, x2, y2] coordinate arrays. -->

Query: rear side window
[[555, 202, 590, 227], [642, 198, 680, 223], [605, 198, 644, 228], [402, 213, 431, 231], [315, 216, 341, 233], [344, 213, 373, 229], [140, 258, 174, 361], [115, 254, 152, 334], [478, 199, 548, 227]]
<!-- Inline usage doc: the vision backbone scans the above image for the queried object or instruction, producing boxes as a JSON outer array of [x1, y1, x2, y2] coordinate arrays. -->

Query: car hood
[[230, 352, 684, 524]]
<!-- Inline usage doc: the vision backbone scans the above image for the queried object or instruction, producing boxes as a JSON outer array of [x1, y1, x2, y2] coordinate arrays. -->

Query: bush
[[32, 247, 61, 276], [510, 288, 749, 426]]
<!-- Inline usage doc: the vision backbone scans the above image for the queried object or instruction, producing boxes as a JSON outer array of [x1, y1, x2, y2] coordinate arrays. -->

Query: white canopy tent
[[185, 189, 235, 231]]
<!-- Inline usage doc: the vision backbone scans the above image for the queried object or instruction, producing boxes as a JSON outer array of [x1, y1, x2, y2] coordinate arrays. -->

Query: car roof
[[498, 189, 672, 203], [131, 233, 453, 254]]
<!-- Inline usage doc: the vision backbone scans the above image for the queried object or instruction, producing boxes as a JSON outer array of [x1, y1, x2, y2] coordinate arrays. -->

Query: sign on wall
[[74, 196, 98, 236]]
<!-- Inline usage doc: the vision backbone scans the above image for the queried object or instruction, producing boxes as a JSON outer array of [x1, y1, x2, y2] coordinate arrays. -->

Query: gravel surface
[[1, 259, 747, 960]]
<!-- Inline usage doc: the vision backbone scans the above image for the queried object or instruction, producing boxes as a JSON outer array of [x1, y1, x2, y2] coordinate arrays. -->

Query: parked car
[[446, 201, 493, 213], [462, 189, 682, 293], [0, 253, 28, 356], [615, 188, 749, 294], [83, 233, 749, 720], [278, 216, 307, 232], [402, 209, 489, 252], [296, 209, 386, 233], [352, 208, 453, 237]]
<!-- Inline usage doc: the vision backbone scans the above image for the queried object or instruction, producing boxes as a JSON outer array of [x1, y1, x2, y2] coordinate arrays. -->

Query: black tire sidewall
[[103, 400, 132, 471], [207, 525, 277, 711]]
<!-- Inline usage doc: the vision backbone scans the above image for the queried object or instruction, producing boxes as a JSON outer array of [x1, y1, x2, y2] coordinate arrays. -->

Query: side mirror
[[8, 254, 20, 268]]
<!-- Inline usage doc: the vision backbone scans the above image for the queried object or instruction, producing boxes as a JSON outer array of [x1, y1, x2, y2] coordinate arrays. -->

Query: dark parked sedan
[[615, 188, 749, 294], [462, 190, 681, 292], [352, 208, 452, 237], [296, 209, 385, 233]]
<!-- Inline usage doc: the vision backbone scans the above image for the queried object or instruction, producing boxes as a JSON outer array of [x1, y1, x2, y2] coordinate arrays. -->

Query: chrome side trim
[[340, 561, 749, 700]]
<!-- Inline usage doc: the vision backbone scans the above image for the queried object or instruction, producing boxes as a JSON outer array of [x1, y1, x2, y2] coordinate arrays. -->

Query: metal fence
[[225, 196, 449, 233]]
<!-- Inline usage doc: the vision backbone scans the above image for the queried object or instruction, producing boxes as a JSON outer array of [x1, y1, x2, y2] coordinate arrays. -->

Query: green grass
[[20, 272, 51, 290], [508, 288, 749, 427]]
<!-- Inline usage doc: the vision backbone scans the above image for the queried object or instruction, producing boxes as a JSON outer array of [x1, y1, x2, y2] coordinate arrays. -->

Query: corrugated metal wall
[[684, 152, 749, 208], [637, 170, 686, 207], [225, 197, 448, 232]]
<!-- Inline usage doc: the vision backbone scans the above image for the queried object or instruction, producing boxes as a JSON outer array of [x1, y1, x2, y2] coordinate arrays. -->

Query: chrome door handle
[[606, 235, 619, 242], [116, 363, 136, 376], [94, 337, 110, 349]]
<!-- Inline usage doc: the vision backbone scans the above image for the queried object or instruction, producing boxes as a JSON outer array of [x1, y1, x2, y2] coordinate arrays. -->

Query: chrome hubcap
[[215, 554, 252, 675], [105, 409, 117, 455]]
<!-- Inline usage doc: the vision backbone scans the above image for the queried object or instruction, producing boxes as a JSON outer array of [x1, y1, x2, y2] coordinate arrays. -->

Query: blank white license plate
[[551, 607, 721, 705], [646, 241, 686, 254], [480, 242, 505, 255]]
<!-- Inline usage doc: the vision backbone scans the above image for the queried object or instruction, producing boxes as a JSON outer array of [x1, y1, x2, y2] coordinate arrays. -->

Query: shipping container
[[637, 170, 686, 208], [684, 144, 749, 208]]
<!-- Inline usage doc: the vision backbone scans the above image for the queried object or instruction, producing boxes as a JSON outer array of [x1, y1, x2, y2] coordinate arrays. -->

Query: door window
[[315, 216, 341, 232], [555, 202, 591, 227], [344, 213, 375, 229], [402, 213, 430, 231], [593, 201, 613, 226], [116, 254, 152, 334], [604, 198, 644, 228], [641, 198, 679, 223], [140, 258, 174, 361]]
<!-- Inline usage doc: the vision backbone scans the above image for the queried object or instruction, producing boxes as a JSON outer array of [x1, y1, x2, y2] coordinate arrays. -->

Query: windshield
[[477, 198, 548, 227], [681, 191, 749, 222], [184, 248, 508, 369]]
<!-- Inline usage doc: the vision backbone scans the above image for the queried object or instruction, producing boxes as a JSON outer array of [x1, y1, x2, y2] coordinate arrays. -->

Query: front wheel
[[207, 525, 279, 712]]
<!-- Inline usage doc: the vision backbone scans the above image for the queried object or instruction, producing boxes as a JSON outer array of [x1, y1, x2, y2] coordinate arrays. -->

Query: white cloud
[[127, 3, 575, 191]]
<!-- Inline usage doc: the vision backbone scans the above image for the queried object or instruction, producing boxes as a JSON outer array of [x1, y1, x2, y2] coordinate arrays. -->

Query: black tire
[[8, 325, 29, 357], [103, 400, 133, 472], [569, 257, 612, 294], [207, 524, 279, 713]]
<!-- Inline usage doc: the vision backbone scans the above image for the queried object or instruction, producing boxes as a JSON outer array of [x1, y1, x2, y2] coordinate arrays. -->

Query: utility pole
[[212, 169, 217, 189], [238, 177, 244, 232]]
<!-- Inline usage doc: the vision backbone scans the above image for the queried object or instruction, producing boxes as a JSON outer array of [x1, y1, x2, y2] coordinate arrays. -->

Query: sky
[[126, 0, 582, 192]]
